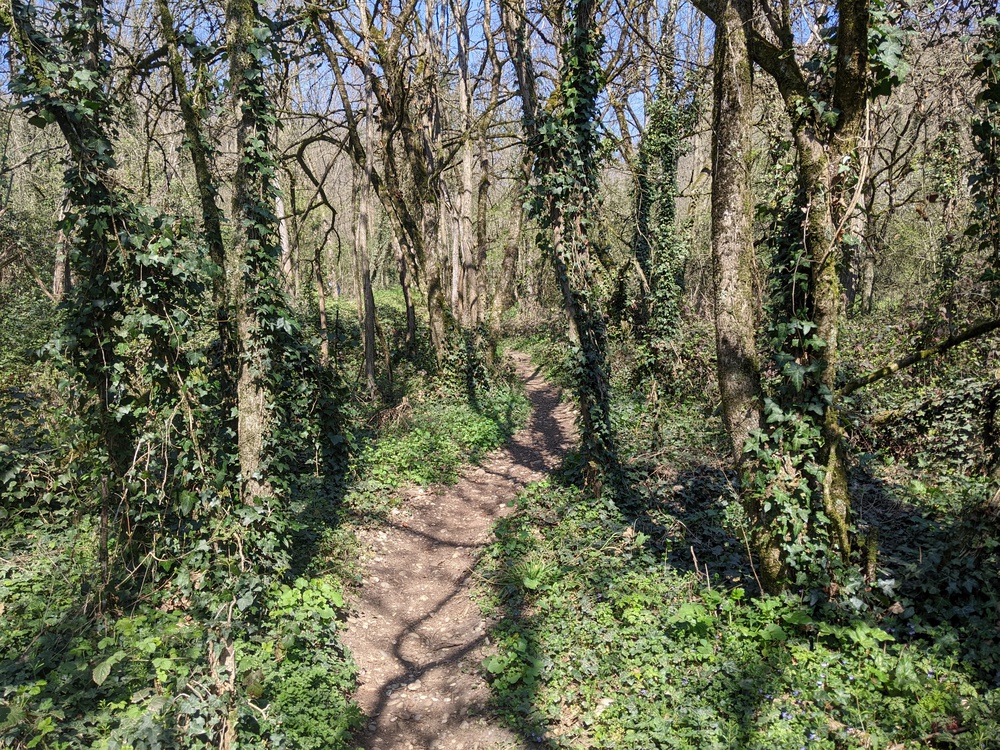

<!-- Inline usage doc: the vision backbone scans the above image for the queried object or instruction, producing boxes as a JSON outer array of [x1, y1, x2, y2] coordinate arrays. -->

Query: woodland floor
[[342, 352, 577, 750]]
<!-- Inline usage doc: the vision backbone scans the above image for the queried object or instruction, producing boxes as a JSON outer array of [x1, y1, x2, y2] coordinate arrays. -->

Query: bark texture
[[710, 0, 762, 465], [709, 0, 776, 587], [226, 0, 273, 503]]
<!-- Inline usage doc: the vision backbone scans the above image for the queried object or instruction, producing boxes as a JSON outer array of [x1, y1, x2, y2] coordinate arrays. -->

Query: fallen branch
[[841, 317, 1000, 396]]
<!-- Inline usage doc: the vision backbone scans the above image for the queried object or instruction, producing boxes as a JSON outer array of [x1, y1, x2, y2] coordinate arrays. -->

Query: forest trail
[[342, 352, 577, 750]]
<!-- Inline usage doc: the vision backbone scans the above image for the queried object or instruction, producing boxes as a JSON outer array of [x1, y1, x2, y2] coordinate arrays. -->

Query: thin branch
[[841, 317, 1000, 396]]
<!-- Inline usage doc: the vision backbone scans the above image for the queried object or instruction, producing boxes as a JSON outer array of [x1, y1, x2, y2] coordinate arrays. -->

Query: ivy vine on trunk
[[527, 0, 619, 490]]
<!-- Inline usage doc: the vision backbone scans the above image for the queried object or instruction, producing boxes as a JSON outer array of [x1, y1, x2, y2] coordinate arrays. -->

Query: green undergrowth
[[356, 380, 530, 489], [482, 319, 998, 749], [0, 517, 363, 749], [478, 478, 1000, 749], [0, 285, 527, 749], [339, 348, 530, 525], [841, 305, 999, 475]]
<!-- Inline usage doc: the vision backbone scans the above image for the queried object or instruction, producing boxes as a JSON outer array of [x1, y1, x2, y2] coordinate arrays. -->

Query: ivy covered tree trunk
[[1, 0, 134, 479], [226, 0, 282, 504], [694, 0, 877, 589], [629, 65, 686, 365], [786, 0, 871, 566], [2, 0, 225, 578], [531, 0, 619, 487], [156, 0, 234, 407], [795, 130, 853, 563], [500, 0, 619, 486]]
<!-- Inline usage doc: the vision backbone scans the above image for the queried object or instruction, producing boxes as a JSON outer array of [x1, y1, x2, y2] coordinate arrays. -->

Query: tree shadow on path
[[343, 352, 577, 750]]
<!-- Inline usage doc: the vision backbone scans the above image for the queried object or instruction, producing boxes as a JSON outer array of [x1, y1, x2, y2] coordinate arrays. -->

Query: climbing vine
[[743, 194, 846, 593], [0, 2, 355, 745], [528, 0, 619, 489], [3, 0, 340, 638], [624, 78, 690, 383], [970, 15, 1000, 293]]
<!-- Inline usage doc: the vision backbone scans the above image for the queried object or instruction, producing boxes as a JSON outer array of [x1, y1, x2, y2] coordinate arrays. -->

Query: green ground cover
[[478, 326, 999, 749], [0, 290, 527, 749]]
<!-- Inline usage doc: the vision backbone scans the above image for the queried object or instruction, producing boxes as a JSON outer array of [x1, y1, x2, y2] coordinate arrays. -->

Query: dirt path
[[342, 352, 576, 750]]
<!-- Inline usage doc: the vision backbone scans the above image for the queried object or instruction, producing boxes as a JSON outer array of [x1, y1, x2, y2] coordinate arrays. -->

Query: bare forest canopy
[[0, 0, 999, 747]]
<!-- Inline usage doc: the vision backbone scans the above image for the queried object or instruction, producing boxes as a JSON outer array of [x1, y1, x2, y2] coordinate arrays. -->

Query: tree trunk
[[450, 193, 462, 316], [860, 247, 876, 314], [3, 0, 132, 475], [354, 158, 379, 400], [276, 189, 294, 296], [226, 0, 279, 503], [315, 242, 330, 366], [474, 131, 490, 327], [533, 0, 618, 487], [709, 0, 774, 587], [415, 0, 451, 361], [52, 189, 71, 301], [711, 0, 763, 465], [840, 209, 866, 312], [393, 231, 418, 352], [455, 0, 477, 327]]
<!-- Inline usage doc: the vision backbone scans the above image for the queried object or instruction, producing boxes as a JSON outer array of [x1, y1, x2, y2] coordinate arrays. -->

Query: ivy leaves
[[968, 15, 1000, 286], [526, 0, 619, 485], [869, 1, 911, 99], [795, 0, 909, 131]]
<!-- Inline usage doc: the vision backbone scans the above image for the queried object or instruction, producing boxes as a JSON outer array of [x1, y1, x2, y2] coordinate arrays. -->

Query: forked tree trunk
[[696, 0, 868, 582], [314, 2, 452, 367]]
